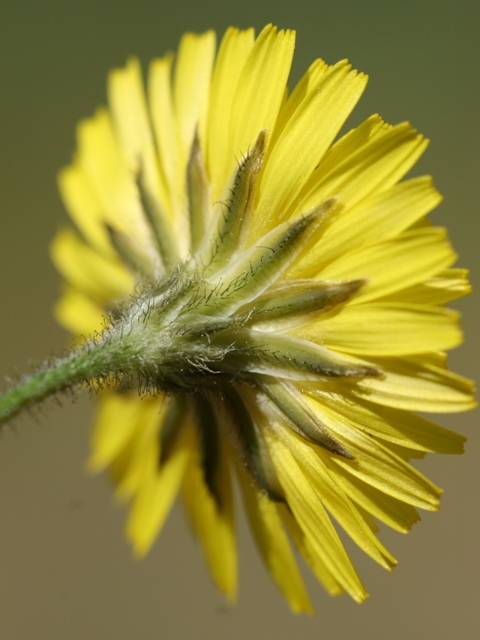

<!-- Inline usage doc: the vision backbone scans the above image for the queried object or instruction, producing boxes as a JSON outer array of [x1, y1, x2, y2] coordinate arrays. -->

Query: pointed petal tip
[[128, 530, 153, 559], [223, 587, 238, 605], [353, 589, 370, 604], [304, 194, 341, 223], [131, 543, 149, 560], [290, 600, 315, 616], [84, 456, 104, 475]]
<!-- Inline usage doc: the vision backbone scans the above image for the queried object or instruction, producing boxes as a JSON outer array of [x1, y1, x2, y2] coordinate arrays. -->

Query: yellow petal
[[297, 176, 442, 273], [308, 389, 466, 454], [318, 113, 387, 162], [173, 30, 216, 165], [206, 27, 255, 200], [302, 396, 442, 510], [229, 25, 295, 169], [88, 393, 159, 472], [324, 464, 421, 533], [268, 58, 329, 149], [386, 442, 427, 461], [383, 268, 471, 305], [75, 109, 158, 263], [265, 431, 369, 602], [298, 302, 462, 356], [53, 286, 104, 335], [352, 354, 476, 412], [57, 163, 111, 255], [50, 227, 133, 302], [279, 427, 397, 570], [148, 53, 179, 215], [181, 432, 237, 601], [127, 423, 193, 556], [279, 502, 345, 597], [236, 459, 313, 614], [251, 61, 367, 240], [317, 227, 456, 302], [76, 110, 134, 228], [299, 121, 428, 214], [107, 396, 165, 497], [108, 57, 169, 213]]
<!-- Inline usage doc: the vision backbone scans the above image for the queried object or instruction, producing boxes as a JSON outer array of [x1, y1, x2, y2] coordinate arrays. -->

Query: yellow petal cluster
[[51, 25, 474, 613]]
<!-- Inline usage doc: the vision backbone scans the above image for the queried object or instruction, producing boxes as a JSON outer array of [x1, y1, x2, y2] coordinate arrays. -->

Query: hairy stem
[[0, 336, 123, 426]]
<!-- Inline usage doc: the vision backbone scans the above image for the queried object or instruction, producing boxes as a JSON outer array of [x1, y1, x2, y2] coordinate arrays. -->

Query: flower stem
[[0, 338, 121, 426]]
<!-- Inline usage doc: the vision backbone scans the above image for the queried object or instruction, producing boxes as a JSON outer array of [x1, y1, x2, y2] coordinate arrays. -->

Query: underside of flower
[[97, 133, 380, 465], [20, 25, 474, 612]]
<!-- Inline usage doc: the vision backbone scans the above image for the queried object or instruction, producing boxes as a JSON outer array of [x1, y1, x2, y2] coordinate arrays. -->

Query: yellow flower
[[50, 25, 475, 613]]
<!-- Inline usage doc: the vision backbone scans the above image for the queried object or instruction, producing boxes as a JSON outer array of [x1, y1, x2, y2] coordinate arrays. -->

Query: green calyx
[[0, 131, 376, 467]]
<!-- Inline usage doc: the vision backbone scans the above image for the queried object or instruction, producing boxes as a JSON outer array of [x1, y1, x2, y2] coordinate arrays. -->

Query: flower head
[[50, 25, 475, 612]]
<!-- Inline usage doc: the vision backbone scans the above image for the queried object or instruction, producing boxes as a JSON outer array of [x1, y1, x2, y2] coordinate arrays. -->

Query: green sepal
[[159, 394, 188, 464], [219, 386, 284, 501], [197, 130, 267, 275], [222, 329, 381, 381], [105, 223, 156, 283], [193, 393, 226, 509], [257, 377, 352, 458], [204, 198, 339, 316], [243, 278, 366, 325], [136, 169, 179, 274], [187, 131, 210, 253]]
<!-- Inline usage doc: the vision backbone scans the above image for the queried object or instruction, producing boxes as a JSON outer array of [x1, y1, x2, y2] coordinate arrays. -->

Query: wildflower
[[2, 25, 474, 613]]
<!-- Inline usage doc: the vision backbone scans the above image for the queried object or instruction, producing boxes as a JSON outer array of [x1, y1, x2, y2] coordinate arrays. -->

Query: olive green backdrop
[[0, 1, 478, 639]]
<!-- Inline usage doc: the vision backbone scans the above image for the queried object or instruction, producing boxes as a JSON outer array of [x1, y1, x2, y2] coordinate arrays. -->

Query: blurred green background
[[0, 1, 478, 638]]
